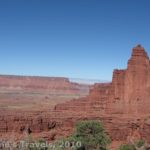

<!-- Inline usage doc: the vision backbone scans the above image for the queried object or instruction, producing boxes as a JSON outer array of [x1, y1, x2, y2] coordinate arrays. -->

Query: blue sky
[[0, 0, 150, 80]]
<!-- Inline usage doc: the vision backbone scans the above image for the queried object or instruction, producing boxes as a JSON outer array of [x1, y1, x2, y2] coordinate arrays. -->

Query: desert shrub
[[74, 120, 111, 150], [119, 139, 147, 150], [135, 139, 145, 148], [119, 144, 136, 150], [55, 120, 111, 150]]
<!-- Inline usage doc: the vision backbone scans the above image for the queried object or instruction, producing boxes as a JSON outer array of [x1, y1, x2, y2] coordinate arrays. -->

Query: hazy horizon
[[0, 73, 110, 84]]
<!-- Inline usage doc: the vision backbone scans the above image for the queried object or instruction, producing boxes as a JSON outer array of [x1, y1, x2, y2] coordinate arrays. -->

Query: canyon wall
[[107, 45, 150, 114], [0, 75, 89, 95]]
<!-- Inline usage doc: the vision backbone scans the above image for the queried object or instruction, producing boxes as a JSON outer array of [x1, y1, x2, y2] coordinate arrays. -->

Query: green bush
[[119, 144, 136, 150], [76, 120, 111, 149], [59, 120, 111, 150], [119, 139, 146, 150], [135, 139, 145, 148]]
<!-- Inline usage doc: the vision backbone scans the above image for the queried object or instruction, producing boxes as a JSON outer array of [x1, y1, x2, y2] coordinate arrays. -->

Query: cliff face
[[55, 83, 110, 114], [0, 76, 89, 95], [108, 45, 150, 114]]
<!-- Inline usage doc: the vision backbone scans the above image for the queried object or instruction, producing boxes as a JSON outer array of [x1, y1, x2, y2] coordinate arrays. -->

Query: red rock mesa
[[0, 76, 89, 95]]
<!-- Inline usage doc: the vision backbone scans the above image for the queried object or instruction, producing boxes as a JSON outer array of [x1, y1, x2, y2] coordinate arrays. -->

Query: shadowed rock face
[[1, 45, 150, 144]]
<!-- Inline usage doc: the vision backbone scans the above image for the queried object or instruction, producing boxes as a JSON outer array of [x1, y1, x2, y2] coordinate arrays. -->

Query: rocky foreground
[[0, 76, 90, 140], [1, 45, 150, 147]]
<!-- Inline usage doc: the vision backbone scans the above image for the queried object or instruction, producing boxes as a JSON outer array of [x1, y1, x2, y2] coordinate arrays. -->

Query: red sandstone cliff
[[107, 45, 150, 114], [0, 75, 89, 95]]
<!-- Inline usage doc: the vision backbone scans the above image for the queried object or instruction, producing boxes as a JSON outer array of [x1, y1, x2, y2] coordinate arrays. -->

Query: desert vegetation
[[0, 120, 111, 150], [118, 139, 150, 150], [54, 120, 111, 150]]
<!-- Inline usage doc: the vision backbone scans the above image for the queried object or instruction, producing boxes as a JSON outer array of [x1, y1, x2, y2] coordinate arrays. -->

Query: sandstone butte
[[1, 45, 150, 146]]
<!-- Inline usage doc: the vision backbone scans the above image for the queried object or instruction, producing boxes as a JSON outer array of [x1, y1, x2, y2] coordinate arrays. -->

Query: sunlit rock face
[[107, 45, 150, 114]]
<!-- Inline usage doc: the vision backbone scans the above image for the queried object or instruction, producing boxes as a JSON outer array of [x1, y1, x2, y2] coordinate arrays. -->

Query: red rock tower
[[108, 45, 150, 114]]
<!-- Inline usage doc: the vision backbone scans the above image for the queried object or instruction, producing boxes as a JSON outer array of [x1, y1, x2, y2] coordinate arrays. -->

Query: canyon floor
[[0, 77, 90, 144], [0, 88, 85, 112]]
